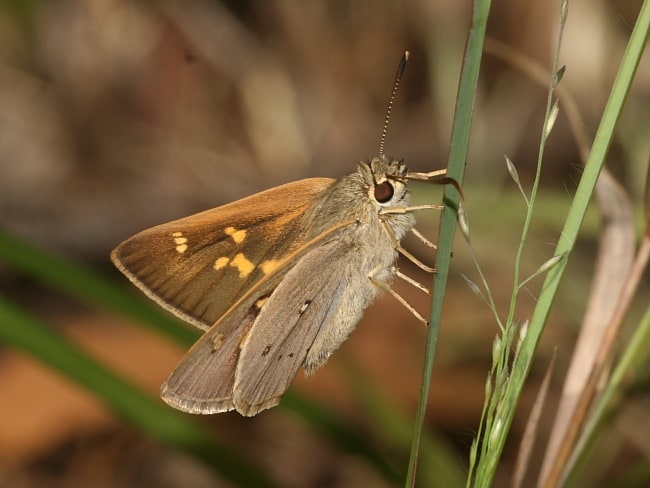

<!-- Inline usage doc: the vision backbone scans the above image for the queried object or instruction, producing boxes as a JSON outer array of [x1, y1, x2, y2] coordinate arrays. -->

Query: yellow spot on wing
[[260, 259, 280, 275], [171, 232, 188, 253], [213, 257, 230, 270], [255, 297, 269, 309], [230, 252, 254, 278], [225, 226, 247, 244]]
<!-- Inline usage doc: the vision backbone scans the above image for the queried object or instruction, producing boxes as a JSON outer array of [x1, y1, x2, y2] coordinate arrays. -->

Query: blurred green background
[[0, 1, 648, 487]]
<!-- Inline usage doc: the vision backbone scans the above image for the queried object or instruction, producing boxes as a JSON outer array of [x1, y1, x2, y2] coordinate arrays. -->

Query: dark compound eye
[[374, 181, 394, 203]]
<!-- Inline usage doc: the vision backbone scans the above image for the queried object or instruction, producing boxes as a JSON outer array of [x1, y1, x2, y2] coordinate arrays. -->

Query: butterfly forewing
[[111, 178, 334, 330]]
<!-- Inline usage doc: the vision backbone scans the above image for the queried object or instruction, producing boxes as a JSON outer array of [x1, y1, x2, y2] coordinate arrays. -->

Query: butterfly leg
[[406, 169, 448, 181], [380, 220, 435, 273], [369, 268, 427, 325], [410, 227, 437, 250], [406, 169, 464, 199], [396, 269, 430, 294], [380, 204, 444, 215], [379, 204, 441, 253]]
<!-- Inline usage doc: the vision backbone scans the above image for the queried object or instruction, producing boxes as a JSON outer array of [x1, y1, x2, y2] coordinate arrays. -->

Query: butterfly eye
[[374, 181, 394, 203]]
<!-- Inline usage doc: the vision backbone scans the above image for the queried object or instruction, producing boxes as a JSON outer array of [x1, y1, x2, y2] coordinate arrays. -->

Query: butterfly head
[[358, 154, 410, 209]]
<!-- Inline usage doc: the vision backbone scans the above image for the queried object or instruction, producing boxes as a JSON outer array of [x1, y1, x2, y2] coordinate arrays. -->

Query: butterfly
[[111, 52, 452, 416]]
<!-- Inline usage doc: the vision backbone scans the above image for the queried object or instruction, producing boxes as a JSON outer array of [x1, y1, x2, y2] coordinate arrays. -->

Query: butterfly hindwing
[[111, 178, 334, 330], [233, 238, 350, 415], [159, 266, 289, 414]]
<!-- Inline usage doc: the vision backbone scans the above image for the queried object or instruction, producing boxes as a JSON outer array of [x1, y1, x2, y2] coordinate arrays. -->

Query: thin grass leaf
[[343, 358, 464, 487], [471, 2, 650, 486], [0, 229, 197, 346], [540, 169, 636, 481], [406, 0, 492, 485], [463, 228, 505, 331], [0, 228, 402, 482], [512, 351, 556, 488], [0, 295, 279, 488], [473, 4, 570, 485], [535, 3, 650, 485], [467, 370, 494, 488], [565, 237, 650, 486], [281, 388, 404, 483]]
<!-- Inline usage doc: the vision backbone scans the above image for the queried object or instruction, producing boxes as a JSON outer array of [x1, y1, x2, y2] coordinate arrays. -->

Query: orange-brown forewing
[[111, 178, 334, 330]]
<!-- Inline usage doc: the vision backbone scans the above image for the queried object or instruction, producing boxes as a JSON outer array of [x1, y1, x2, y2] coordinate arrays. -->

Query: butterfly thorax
[[298, 155, 416, 372]]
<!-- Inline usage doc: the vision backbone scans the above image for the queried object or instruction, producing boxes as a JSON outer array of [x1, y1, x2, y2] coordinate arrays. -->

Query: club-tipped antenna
[[379, 51, 409, 157]]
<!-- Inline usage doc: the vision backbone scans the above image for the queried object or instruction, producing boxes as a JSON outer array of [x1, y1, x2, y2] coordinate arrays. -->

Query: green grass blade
[[344, 358, 464, 487], [0, 228, 197, 346], [566, 278, 650, 485], [406, 0, 492, 485], [0, 295, 279, 488], [474, 1, 650, 485], [282, 388, 405, 484], [0, 227, 402, 482]]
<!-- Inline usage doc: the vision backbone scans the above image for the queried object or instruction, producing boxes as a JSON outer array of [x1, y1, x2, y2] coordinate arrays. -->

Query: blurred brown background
[[0, 0, 648, 486]]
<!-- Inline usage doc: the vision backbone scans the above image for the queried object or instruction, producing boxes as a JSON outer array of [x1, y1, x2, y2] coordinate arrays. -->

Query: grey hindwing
[[233, 239, 349, 415], [159, 266, 288, 414]]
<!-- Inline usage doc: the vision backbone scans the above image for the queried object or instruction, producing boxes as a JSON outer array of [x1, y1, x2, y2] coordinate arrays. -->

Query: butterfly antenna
[[379, 50, 409, 157]]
